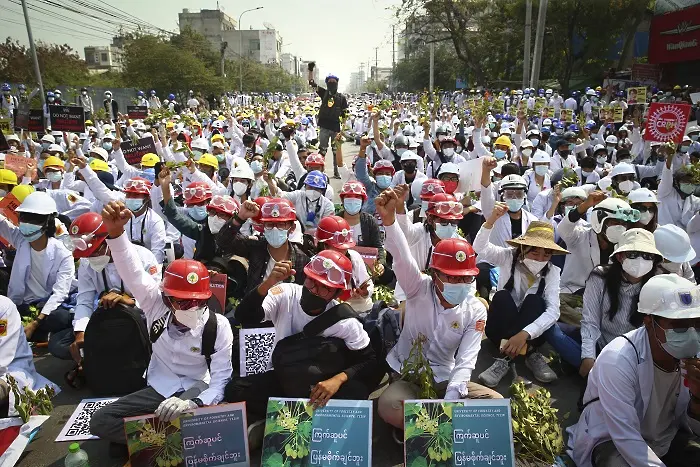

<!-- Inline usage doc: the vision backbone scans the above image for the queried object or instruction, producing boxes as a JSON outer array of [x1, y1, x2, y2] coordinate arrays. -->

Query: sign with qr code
[[55, 397, 118, 442], [239, 328, 276, 377]]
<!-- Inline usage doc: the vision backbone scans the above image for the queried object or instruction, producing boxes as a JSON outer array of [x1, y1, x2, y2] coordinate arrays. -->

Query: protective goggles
[[318, 226, 353, 245], [307, 255, 350, 288], [421, 183, 445, 197], [261, 201, 295, 219], [124, 179, 151, 191], [429, 201, 463, 216], [209, 195, 237, 213], [183, 185, 212, 201], [341, 183, 366, 196], [594, 206, 641, 223], [70, 226, 107, 252]]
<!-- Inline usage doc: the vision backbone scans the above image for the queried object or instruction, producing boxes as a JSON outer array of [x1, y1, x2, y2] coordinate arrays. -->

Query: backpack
[[271, 303, 358, 397], [150, 309, 218, 370], [359, 301, 401, 360], [83, 304, 152, 396]]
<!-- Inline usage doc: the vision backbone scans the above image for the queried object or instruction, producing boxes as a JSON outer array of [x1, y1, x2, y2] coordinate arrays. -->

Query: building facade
[[84, 45, 122, 73]]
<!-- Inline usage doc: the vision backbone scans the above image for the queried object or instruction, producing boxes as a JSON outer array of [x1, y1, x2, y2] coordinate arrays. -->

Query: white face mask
[[521, 148, 533, 158], [232, 181, 248, 196], [662, 261, 682, 274], [622, 257, 654, 278], [208, 215, 226, 234], [306, 188, 322, 201], [535, 165, 548, 176], [443, 148, 455, 158], [523, 258, 547, 275], [617, 180, 634, 194], [605, 224, 626, 244], [88, 254, 110, 272], [638, 211, 654, 225], [174, 306, 205, 329]]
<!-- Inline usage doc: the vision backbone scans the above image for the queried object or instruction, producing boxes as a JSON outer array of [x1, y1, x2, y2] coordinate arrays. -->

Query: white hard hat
[[439, 162, 459, 175], [619, 125, 629, 134], [590, 197, 634, 234], [212, 141, 225, 149], [611, 228, 661, 258], [499, 127, 512, 136], [191, 138, 210, 151], [638, 274, 700, 319], [593, 144, 606, 153], [687, 125, 700, 134], [6, 134, 20, 143], [542, 118, 552, 126], [48, 144, 64, 154], [16, 191, 57, 215], [520, 139, 534, 149], [482, 135, 491, 146], [408, 138, 419, 149], [545, 88, 553, 94], [610, 163, 635, 178], [586, 89, 596, 96], [654, 224, 696, 263], [89, 147, 109, 161], [228, 159, 254, 180], [41, 134, 54, 144], [101, 133, 115, 141], [561, 187, 587, 200], [526, 129, 541, 138], [492, 160, 508, 175], [499, 174, 527, 191], [605, 135, 618, 145], [531, 149, 550, 163], [400, 150, 421, 162], [628, 188, 658, 204]]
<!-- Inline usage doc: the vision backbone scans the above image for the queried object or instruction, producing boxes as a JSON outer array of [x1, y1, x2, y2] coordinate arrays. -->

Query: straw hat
[[506, 221, 569, 255], [612, 228, 662, 257]]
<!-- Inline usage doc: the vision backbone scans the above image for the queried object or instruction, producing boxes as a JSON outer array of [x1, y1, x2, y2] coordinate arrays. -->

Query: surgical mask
[[680, 146, 689, 154], [141, 168, 156, 183], [396, 148, 407, 157], [639, 211, 654, 225], [370, 141, 377, 149], [103, 142, 113, 151], [48, 97, 55, 103], [435, 223, 458, 239], [443, 180, 458, 194], [264, 227, 288, 248], [375, 175, 392, 189], [41, 142, 51, 150], [506, 198, 524, 212], [606, 146, 614, 154], [439, 281, 471, 306], [581, 170, 592, 178], [521, 148, 532, 158], [250, 160, 263, 173], [125, 198, 145, 212], [192, 150, 204, 160], [655, 321, 700, 360], [605, 224, 626, 244], [438, 135, 447, 142], [680, 183, 696, 195], [455, 146, 463, 154], [306, 188, 322, 201], [523, 258, 547, 275], [489, 123, 496, 130], [207, 215, 226, 234], [564, 205, 576, 216], [494, 149, 507, 160], [555, 129, 564, 135], [530, 138, 540, 147], [47, 171, 62, 183], [535, 165, 548, 176], [82, 91, 87, 96], [443, 147, 455, 158], [188, 205, 208, 221], [232, 182, 248, 196], [691, 134, 699, 142], [174, 306, 205, 329], [622, 257, 653, 278], [216, 155, 225, 165], [88, 254, 110, 272], [19, 222, 43, 242], [597, 156, 607, 165], [0, 190, 6, 198], [343, 198, 362, 215], [568, 143, 575, 152], [617, 180, 634, 194]]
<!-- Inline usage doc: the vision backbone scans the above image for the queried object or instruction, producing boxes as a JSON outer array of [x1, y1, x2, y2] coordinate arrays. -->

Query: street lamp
[[239, 6, 264, 93]]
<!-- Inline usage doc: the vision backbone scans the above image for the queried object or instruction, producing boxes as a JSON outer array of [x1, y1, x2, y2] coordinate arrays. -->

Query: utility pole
[[220, 41, 228, 77], [429, 42, 435, 93], [523, 0, 532, 90], [21, 0, 45, 106], [374, 47, 379, 74], [392, 25, 396, 92], [530, 0, 548, 90]]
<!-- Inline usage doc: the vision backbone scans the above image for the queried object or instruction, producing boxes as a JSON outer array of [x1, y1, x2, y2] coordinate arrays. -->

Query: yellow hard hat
[[211, 134, 225, 143], [11, 184, 35, 203], [44, 156, 65, 170], [140, 153, 159, 168], [0, 169, 18, 186], [495, 135, 512, 148], [89, 159, 110, 172], [197, 153, 219, 169], [217, 115, 226, 121], [285, 119, 295, 127], [85, 119, 93, 126], [674, 84, 682, 90], [166, 121, 175, 129]]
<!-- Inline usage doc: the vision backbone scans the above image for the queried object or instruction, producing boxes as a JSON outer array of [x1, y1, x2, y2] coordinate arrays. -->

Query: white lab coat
[[105, 233, 233, 405], [280, 189, 335, 234], [567, 327, 700, 467], [522, 169, 551, 203], [479, 181, 539, 249], [556, 211, 603, 293], [391, 171, 427, 206]]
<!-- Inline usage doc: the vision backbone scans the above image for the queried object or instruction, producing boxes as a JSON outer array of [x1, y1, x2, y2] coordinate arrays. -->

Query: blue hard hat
[[168, 93, 175, 100], [568, 124, 579, 132], [241, 119, 250, 125], [554, 122, 565, 129], [304, 170, 327, 190], [494, 114, 502, 120], [325, 74, 339, 83], [541, 127, 551, 134], [538, 88, 544, 94], [137, 90, 144, 96], [1, 83, 10, 92], [46, 91, 55, 97], [301, 117, 309, 125], [150, 89, 156, 95]]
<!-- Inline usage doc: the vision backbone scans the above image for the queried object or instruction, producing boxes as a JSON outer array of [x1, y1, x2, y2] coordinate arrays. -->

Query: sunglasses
[[624, 251, 656, 261]]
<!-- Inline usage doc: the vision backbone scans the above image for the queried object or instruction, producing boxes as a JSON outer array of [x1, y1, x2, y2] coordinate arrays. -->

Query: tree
[[393, 44, 463, 91], [365, 77, 389, 93], [0, 38, 90, 88]]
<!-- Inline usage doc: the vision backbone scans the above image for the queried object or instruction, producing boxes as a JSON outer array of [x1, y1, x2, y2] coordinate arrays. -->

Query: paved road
[[16, 142, 583, 466]]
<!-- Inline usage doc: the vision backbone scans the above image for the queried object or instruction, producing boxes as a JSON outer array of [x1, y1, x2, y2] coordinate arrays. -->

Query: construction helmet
[[0, 169, 18, 186], [140, 153, 159, 168], [182, 181, 213, 206], [304, 250, 353, 290], [43, 156, 64, 171], [197, 154, 219, 170], [429, 238, 479, 276], [590, 197, 639, 234], [420, 179, 446, 200], [11, 184, 34, 203], [162, 259, 212, 300], [259, 198, 296, 223], [16, 191, 57, 215], [427, 193, 463, 220], [208, 195, 239, 217], [89, 159, 110, 172], [69, 212, 108, 259], [123, 177, 152, 195], [339, 180, 367, 201], [316, 216, 356, 249]]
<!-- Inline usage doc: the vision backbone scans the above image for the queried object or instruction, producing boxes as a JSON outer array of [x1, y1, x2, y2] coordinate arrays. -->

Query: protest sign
[[404, 399, 515, 467], [0, 119, 11, 136], [127, 105, 149, 120], [263, 398, 373, 467], [626, 87, 647, 105], [457, 158, 483, 194], [560, 109, 573, 123], [180, 403, 249, 467], [3, 154, 32, 180], [644, 102, 692, 143], [208, 273, 227, 315], [120, 136, 158, 165], [612, 105, 625, 123], [0, 194, 21, 226], [28, 109, 44, 132], [13, 104, 29, 131], [48, 105, 85, 132], [55, 397, 118, 442]]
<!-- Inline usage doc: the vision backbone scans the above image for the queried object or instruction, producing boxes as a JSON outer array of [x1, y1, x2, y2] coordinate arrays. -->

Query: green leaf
[[404, 421, 422, 440], [297, 420, 312, 439], [263, 452, 285, 467], [409, 455, 428, 467], [438, 421, 453, 438], [404, 402, 422, 417]]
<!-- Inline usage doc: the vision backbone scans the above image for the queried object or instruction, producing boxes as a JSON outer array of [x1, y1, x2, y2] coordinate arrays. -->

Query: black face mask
[[402, 162, 417, 174], [541, 134, 549, 142], [300, 288, 331, 316], [559, 149, 570, 157], [327, 82, 338, 94]]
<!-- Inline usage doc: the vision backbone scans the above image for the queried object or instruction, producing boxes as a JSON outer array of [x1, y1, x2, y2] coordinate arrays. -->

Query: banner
[[404, 399, 516, 467], [48, 105, 85, 132], [120, 136, 157, 165], [649, 4, 700, 64], [208, 273, 227, 315], [28, 109, 44, 132], [631, 63, 661, 85], [644, 102, 692, 143], [350, 245, 379, 268], [627, 87, 647, 105], [127, 105, 149, 120], [263, 398, 373, 467]]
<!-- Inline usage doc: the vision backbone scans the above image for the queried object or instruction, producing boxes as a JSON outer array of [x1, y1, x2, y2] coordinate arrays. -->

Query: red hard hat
[[182, 181, 213, 206], [305, 153, 325, 168], [69, 212, 108, 259], [162, 259, 212, 300], [420, 179, 446, 200], [373, 159, 395, 175], [339, 180, 368, 201], [429, 238, 478, 276], [316, 216, 356, 249], [252, 197, 271, 224], [208, 195, 239, 216], [123, 177, 152, 195], [304, 250, 353, 290], [441, 137, 457, 146], [259, 198, 296, 222], [427, 193, 463, 220]]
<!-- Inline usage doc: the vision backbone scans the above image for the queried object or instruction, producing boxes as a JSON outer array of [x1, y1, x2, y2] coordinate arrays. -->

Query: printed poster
[[120, 136, 158, 165], [48, 105, 85, 132], [612, 105, 624, 123], [626, 87, 647, 105], [559, 109, 573, 123], [457, 158, 483, 194], [644, 102, 692, 143], [208, 273, 227, 315], [262, 398, 372, 467], [404, 399, 515, 467], [127, 105, 149, 120]]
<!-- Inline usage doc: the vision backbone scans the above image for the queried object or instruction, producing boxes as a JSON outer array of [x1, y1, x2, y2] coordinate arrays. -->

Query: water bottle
[[65, 443, 89, 467]]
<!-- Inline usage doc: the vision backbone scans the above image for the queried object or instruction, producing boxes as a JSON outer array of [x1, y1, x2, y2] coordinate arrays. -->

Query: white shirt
[[280, 190, 335, 234], [479, 181, 539, 249], [522, 169, 551, 203], [346, 249, 374, 314], [564, 97, 577, 111], [556, 212, 603, 293], [26, 247, 49, 302], [641, 365, 681, 457], [106, 233, 233, 405]]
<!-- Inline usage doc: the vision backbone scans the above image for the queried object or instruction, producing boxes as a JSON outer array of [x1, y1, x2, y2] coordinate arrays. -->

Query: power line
[[2, 17, 114, 42], [30, 0, 142, 33], [65, 0, 177, 35], [3, 6, 115, 40], [7, 0, 126, 37]]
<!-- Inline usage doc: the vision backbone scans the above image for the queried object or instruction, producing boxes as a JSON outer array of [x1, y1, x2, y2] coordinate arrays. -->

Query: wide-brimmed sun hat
[[506, 221, 569, 255]]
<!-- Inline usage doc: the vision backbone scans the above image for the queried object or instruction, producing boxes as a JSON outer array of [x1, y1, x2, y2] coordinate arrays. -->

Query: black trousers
[[485, 290, 547, 348]]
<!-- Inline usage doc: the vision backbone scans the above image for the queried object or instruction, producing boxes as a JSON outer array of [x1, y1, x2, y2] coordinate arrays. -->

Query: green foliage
[[125, 416, 183, 467], [0, 38, 90, 88], [404, 402, 455, 464], [6, 374, 54, 423], [371, 284, 395, 303], [264, 400, 313, 464], [400, 334, 438, 399]]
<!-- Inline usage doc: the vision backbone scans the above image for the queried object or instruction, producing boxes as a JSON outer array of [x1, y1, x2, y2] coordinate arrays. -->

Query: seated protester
[[576, 156, 601, 186], [225, 251, 378, 433], [391, 134, 425, 173], [285, 139, 336, 201], [337, 181, 389, 283], [604, 162, 641, 197], [391, 150, 427, 209], [568, 274, 700, 467], [579, 228, 662, 379], [409, 178, 446, 224], [227, 159, 257, 219], [374, 188, 501, 432], [556, 192, 639, 326], [49, 213, 158, 367], [74, 159, 166, 263], [522, 149, 552, 203], [614, 148, 663, 182], [654, 225, 696, 282], [91, 201, 233, 448], [0, 168, 18, 197], [316, 216, 374, 313], [513, 139, 534, 174], [215, 198, 309, 296], [549, 134, 579, 171], [0, 192, 75, 342], [628, 188, 659, 233], [544, 186, 588, 224], [531, 168, 580, 219], [475, 211, 572, 385], [271, 170, 334, 235], [426, 136, 467, 179], [186, 154, 228, 196], [0, 295, 60, 417], [249, 154, 272, 199]]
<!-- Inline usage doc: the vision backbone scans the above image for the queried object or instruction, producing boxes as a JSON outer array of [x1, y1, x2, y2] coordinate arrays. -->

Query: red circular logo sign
[[646, 103, 690, 143]]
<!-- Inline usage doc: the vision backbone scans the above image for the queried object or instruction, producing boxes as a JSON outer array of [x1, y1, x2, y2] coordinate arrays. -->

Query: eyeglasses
[[440, 175, 459, 183], [318, 226, 354, 245], [307, 255, 350, 288], [261, 201, 295, 219], [430, 201, 463, 216], [183, 185, 212, 201], [625, 251, 657, 261], [124, 179, 151, 191], [165, 296, 206, 311], [209, 195, 238, 213]]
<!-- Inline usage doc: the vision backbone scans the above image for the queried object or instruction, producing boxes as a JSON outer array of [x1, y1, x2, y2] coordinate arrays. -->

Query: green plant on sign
[[6, 374, 54, 423], [400, 334, 437, 399], [263, 399, 313, 466], [510, 381, 564, 464], [404, 401, 455, 465], [124, 416, 183, 467]]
